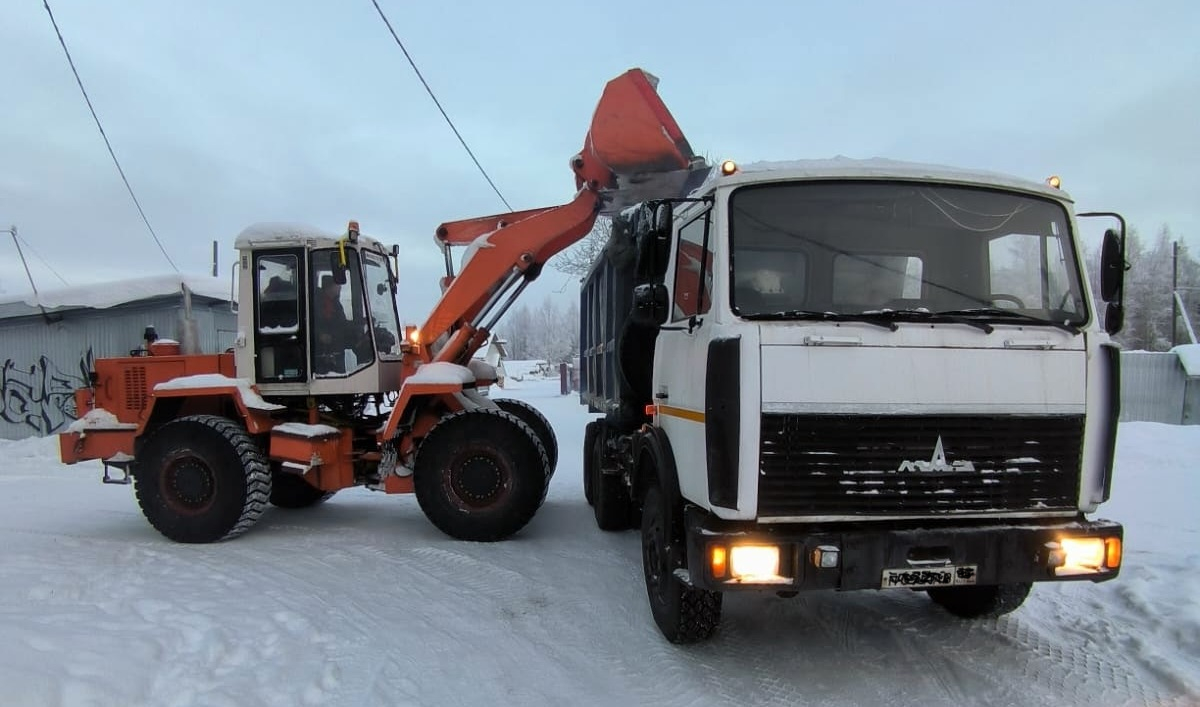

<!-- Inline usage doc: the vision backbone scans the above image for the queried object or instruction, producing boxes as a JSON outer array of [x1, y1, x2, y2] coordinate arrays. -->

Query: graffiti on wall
[[0, 349, 93, 436]]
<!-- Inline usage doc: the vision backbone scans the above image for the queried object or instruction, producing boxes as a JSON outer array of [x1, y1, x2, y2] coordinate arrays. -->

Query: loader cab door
[[253, 250, 308, 383], [309, 248, 374, 377]]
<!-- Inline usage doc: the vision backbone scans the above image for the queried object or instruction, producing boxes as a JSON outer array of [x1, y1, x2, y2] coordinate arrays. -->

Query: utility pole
[[1171, 241, 1179, 348]]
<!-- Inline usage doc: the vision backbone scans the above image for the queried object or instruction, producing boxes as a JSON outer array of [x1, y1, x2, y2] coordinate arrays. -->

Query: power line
[[42, 0, 180, 273], [368, 0, 513, 211], [15, 231, 71, 286]]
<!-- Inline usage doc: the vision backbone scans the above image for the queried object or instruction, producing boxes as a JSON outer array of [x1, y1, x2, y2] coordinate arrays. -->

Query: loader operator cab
[[236, 224, 404, 396]]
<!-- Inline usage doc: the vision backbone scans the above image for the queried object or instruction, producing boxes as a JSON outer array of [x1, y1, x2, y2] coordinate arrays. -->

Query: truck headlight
[[730, 545, 781, 582], [1053, 536, 1122, 575]]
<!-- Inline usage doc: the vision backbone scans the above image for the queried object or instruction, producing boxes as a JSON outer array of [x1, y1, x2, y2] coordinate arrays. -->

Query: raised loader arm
[[415, 68, 704, 368]]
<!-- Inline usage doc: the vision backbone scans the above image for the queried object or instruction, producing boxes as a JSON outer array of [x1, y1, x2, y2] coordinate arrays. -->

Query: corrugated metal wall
[[1119, 351, 1192, 424], [0, 301, 237, 440]]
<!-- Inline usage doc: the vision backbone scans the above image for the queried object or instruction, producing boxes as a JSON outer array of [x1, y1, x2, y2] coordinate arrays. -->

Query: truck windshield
[[728, 181, 1088, 329]]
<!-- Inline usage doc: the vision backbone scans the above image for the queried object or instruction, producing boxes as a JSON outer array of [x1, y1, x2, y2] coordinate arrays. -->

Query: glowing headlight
[[730, 545, 780, 581], [1061, 537, 1105, 570]]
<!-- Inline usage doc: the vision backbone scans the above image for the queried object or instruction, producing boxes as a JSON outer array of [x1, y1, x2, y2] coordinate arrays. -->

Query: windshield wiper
[[746, 310, 899, 331], [864, 308, 995, 333], [937, 308, 1081, 334]]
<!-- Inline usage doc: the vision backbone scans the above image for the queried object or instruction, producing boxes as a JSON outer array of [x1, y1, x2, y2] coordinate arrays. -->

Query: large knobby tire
[[270, 468, 335, 509], [493, 399, 558, 477], [641, 485, 722, 643], [133, 415, 271, 543], [592, 423, 633, 531], [928, 582, 1032, 619], [582, 420, 600, 506], [414, 408, 549, 542]]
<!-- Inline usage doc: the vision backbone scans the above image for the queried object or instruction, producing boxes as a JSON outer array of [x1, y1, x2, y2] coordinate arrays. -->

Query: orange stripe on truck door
[[656, 404, 705, 424]]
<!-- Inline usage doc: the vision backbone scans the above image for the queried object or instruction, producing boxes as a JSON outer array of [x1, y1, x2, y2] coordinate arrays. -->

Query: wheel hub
[[165, 458, 215, 511], [452, 455, 503, 506]]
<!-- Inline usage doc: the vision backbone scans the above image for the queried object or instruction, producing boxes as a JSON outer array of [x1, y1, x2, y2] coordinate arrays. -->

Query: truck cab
[[233, 223, 406, 398], [581, 157, 1126, 643]]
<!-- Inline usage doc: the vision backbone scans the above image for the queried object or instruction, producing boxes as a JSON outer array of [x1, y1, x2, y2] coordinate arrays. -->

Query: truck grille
[[758, 414, 1083, 517]]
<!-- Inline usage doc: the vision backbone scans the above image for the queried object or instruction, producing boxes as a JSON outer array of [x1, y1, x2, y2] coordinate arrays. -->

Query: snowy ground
[[2, 377, 1198, 707]]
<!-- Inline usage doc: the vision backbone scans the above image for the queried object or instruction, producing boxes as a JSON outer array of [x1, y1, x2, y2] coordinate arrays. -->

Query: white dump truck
[[580, 157, 1127, 643]]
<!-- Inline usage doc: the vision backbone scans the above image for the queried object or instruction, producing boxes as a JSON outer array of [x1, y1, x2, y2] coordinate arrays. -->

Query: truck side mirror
[[631, 283, 669, 326], [1099, 228, 1123, 302], [652, 202, 674, 238], [1104, 302, 1124, 335]]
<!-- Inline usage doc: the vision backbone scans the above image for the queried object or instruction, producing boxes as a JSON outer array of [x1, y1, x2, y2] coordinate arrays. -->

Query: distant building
[[0, 275, 235, 440]]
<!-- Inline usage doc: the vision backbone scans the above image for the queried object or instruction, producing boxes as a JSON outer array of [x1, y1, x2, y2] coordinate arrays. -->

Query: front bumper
[[684, 509, 1122, 592]]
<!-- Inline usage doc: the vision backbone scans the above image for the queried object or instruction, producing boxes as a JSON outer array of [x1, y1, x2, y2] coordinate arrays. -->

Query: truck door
[[655, 207, 717, 506]]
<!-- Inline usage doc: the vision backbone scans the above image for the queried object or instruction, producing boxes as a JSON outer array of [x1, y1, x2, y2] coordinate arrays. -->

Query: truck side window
[[988, 233, 1078, 312], [832, 254, 924, 308], [672, 212, 713, 321]]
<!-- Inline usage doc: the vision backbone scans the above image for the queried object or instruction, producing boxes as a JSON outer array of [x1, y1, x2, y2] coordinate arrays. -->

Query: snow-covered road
[[2, 378, 1197, 706]]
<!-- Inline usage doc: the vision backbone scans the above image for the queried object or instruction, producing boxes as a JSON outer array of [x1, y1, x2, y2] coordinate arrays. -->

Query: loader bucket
[[575, 69, 710, 213]]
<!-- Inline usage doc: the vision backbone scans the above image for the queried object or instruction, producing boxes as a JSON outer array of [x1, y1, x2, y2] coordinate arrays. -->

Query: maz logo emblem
[[897, 436, 976, 472]]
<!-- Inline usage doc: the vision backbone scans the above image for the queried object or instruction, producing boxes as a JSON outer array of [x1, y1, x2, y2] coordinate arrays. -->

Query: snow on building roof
[[0, 274, 231, 319], [691, 156, 1072, 202]]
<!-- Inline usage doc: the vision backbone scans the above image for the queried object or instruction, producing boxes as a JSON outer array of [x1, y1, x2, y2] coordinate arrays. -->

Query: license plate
[[881, 565, 977, 589]]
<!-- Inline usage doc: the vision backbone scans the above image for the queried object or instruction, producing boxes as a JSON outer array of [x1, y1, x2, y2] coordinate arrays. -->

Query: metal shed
[[0, 275, 236, 440]]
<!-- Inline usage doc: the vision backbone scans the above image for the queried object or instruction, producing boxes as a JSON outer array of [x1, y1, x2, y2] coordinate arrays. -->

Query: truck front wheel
[[927, 582, 1032, 619], [414, 408, 548, 542], [641, 485, 722, 643], [133, 415, 272, 543]]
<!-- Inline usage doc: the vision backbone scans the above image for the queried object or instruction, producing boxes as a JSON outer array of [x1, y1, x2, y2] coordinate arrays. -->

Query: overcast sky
[[2, 0, 1198, 319]]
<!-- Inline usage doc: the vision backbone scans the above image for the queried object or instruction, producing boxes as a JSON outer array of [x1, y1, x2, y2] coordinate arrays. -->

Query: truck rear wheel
[[493, 399, 558, 477], [414, 408, 548, 542], [582, 420, 600, 506], [133, 415, 271, 543], [269, 469, 335, 509], [641, 485, 722, 643], [927, 582, 1032, 619], [592, 423, 633, 531]]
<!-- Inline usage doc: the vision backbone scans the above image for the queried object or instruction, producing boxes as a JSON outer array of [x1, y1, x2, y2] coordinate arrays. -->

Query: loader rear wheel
[[269, 469, 335, 509], [927, 582, 1032, 619], [493, 398, 558, 476], [133, 415, 271, 543], [641, 485, 722, 643], [414, 408, 548, 542]]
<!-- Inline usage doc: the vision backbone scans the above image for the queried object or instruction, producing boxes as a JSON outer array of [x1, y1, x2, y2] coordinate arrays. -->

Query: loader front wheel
[[133, 415, 271, 543], [493, 399, 558, 477], [414, 408, 548, 541]]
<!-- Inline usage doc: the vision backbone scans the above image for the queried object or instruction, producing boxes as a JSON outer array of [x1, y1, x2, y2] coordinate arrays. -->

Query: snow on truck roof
[[692, 156, 1074, 202]]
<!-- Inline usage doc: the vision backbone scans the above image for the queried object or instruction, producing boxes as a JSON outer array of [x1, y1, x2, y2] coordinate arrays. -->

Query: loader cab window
[[310, 249, 373, 377], [671, 210, 714, 322], [254, 251, 306, 382], [362, 250, 402, 359]]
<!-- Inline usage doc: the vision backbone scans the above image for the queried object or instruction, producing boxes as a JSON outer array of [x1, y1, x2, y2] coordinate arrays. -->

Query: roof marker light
[[720, 160, 738, 176], [1046, 175, 1062, 189]]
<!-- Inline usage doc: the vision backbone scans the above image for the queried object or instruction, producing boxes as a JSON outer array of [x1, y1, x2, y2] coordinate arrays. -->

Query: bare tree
[[550, 217, 612, 279]]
